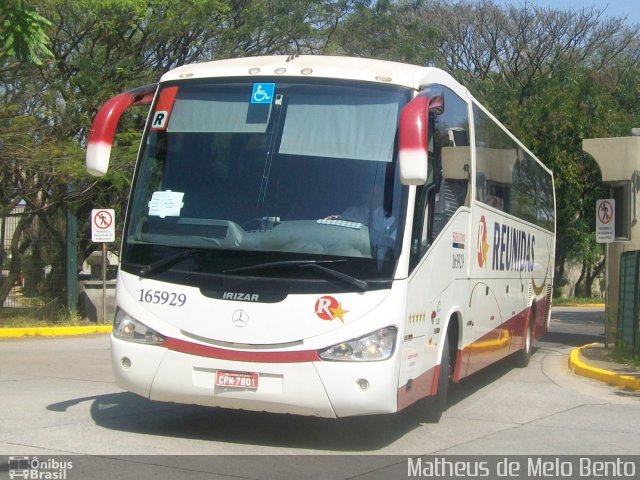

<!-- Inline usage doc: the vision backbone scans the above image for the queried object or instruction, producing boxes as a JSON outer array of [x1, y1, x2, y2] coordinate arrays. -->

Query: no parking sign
[[91, 208, 115, 243]]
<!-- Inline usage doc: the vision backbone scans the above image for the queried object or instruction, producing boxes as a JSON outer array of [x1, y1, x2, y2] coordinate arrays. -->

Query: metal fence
[[618, 251, 640, 356], [0, 210, 68, 320]]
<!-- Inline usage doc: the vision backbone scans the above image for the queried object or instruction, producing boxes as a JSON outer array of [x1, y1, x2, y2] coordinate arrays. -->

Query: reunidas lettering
[[491, 221, 535, 272]]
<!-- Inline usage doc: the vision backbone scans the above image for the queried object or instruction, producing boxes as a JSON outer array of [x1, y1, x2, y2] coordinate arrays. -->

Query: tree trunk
[[585, 256, 606, 298], [554, 252, 566, 296], [573, 259, 587, 297]]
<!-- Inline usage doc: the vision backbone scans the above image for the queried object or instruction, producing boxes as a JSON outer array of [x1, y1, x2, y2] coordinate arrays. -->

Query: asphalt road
[[0, 306, 638, 479], [544, 306, 606, 347]]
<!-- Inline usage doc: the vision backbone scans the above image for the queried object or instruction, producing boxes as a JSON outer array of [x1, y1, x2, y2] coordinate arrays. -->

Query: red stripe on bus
[[163, 337, 322, 363]]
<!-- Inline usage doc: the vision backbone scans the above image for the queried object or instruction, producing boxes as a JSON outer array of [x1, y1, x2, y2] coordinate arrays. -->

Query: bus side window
[[432, 141, 470, 237]]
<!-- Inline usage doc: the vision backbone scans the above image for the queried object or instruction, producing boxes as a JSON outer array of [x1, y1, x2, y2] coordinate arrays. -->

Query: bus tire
[[514, 305, 535, 368], [424, 337, 451, 423]]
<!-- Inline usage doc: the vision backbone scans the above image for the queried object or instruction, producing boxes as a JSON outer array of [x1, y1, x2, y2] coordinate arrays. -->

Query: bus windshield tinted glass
[[123, 79, 410, 283]]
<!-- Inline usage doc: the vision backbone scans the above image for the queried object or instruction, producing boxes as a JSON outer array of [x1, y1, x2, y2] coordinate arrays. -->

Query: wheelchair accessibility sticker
[[251, 83, 275, 104]]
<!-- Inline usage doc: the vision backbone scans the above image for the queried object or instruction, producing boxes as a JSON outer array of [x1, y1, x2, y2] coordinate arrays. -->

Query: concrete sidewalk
[[569, 343, 640, 391]]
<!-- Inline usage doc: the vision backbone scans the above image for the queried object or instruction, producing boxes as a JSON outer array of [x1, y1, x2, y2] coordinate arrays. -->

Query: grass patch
[[0, 308, 86, 328], [553, 297, 605, 306], [608, 345, 640, 367]]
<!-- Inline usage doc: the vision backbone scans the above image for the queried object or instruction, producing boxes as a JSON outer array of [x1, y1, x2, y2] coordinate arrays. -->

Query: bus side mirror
[[86, 84, 157, 176], [398, 93, 444, 185]]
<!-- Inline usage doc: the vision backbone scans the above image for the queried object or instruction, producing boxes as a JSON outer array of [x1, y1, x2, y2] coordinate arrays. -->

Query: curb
[[0, 325, 112, 338], [569, 343, 640, 391]]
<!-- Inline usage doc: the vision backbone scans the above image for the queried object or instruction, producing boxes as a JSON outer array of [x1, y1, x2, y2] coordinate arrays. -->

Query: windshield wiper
[[139, 248, 205, 277], [224, 259, 369, 290]]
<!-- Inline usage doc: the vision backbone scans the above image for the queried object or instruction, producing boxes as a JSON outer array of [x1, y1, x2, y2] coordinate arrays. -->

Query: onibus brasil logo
[[8, 456, 73, 479]]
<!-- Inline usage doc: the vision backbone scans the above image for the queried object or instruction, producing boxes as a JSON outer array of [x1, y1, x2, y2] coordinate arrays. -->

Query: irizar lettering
[[223, 292, 259, 302], [491, 221, 535, 272]]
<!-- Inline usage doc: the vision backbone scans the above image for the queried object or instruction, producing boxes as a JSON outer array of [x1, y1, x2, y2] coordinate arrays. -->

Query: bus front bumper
[[111, 336, 400, 418]]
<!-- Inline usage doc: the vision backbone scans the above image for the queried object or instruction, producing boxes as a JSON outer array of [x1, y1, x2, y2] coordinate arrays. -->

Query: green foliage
[[0, 307, 83, 327], [326, 0, 439, 64], [0, 0, 53, 65], [609, 344, 640, 364]]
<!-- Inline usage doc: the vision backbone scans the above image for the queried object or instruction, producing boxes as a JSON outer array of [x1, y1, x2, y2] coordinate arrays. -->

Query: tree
[[0, 0, 53, 67], [0, 0, 360, 309], [327, 0, 440, 65]]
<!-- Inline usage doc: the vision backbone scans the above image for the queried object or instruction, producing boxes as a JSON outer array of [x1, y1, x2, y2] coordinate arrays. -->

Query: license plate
[[215, 371, 259, 390]]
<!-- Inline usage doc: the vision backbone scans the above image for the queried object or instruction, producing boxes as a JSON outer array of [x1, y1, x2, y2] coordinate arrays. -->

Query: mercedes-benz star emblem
[[232, 310, 249, 327]]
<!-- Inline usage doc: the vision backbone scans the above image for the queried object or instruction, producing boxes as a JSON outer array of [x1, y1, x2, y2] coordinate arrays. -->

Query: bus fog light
[[113, 309, 165, 345], [121, 357, 132, 369], [319, 326, 397, 361], [357, 378, 369, 390]]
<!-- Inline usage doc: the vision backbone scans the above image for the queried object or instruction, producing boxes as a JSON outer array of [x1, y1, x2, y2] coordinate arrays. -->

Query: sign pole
[[595, 198, 615, 350], [91, 208, 115, 324], [605, 242, 609, 350], [102, 242, 107, 324]]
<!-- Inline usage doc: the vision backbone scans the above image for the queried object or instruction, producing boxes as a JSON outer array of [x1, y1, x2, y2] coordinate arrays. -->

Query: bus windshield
[[122, 79, 411, 289]]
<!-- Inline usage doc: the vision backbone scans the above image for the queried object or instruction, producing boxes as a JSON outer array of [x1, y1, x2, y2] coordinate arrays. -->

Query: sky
[[501, 0, 640, 26]]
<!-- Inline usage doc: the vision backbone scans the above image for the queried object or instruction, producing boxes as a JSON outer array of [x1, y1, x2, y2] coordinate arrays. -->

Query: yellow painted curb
[[569, 343, 640, 391], [0, 325, 112, 338]]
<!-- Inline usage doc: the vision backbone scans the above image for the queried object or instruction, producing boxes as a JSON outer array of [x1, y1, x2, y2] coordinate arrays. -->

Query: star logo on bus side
[[481, 237, 489, 265]]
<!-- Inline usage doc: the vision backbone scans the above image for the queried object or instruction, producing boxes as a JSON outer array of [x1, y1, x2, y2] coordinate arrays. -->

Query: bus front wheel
[[423, 337, 451, 423]]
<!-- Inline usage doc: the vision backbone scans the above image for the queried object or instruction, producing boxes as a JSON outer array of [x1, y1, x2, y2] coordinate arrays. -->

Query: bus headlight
[[319, 326, 397, 361], [113, 309, 165, 345]]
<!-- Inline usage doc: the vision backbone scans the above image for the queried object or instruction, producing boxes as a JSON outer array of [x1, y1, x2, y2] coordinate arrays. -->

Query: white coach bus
[[86, 55, 555, 421]]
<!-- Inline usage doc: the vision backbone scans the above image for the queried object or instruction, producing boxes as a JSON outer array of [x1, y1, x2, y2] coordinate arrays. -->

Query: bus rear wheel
[[514, 305, 535, 368]]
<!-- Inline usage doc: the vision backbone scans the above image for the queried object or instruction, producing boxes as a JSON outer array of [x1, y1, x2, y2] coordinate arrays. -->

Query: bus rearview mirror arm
[[86, 83, 157, 176]]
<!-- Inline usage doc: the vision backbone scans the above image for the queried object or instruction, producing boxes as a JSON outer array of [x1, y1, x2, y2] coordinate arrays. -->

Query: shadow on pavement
[[48, 392, 422, 451], [541, 330, 604, 347], [45, 355, 522, 451]]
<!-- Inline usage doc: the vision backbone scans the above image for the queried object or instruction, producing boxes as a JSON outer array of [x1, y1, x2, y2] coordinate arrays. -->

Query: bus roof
[[160, 55, 466, 94]]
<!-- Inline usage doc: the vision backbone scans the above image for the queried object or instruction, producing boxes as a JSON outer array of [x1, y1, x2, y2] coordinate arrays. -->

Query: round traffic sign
[[93, 210, 113, 229], [597, 200, 613, 225]]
